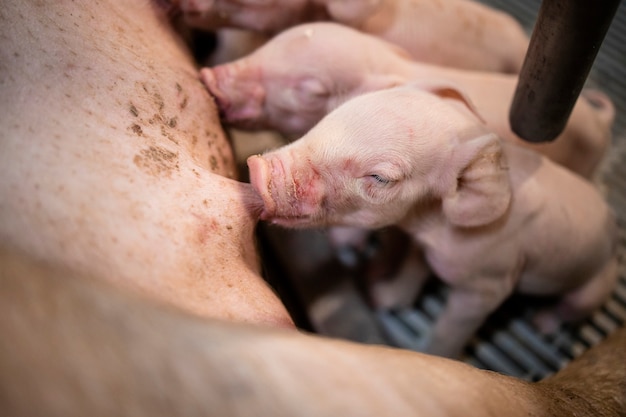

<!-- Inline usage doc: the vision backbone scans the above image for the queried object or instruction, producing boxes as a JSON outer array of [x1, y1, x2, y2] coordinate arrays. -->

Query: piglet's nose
[[247, 155, 276, 218], [200, 67, 230, 117]]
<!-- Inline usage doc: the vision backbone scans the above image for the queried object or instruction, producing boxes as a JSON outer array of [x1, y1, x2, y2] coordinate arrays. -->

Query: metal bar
[[509, 0, 621, 142]]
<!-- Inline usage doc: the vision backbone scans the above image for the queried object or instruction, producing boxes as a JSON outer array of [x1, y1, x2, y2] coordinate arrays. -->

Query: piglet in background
[[179, 0, 528, 72], [315, 0, 530, 73], [202, 22, 614, 179], [247, 85, 618, 358]]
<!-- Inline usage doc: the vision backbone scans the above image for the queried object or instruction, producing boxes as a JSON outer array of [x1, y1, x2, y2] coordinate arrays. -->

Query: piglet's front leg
[[423, 264, 522, 359]]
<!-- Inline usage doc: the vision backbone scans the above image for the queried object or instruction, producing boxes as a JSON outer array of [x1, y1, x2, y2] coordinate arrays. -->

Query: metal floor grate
[[374, 0, 626, 381]]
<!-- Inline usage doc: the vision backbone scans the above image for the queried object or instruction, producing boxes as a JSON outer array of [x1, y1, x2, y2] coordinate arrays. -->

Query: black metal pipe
[[509, 0, 621, 143]]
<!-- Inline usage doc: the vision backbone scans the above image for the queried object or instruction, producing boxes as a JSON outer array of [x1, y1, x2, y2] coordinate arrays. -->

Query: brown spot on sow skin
[[209, 155, 219, 171], [148, 113, 164, 125], [160, 126, 179, 144], [154, 92, 165, 110], [133, 146, 179, 177], [179, 96, 188, 110], [130, 124, 143, 136], [129, 103, 139, 117]]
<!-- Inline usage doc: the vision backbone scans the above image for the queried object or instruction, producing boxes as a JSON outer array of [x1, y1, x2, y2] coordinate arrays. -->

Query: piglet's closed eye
[[441, 133, 511, 227], [370, 174, 392, 185]]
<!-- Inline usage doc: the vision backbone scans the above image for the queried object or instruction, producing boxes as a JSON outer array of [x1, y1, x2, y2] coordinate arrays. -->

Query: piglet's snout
[[200, 67, 231, 119], [200, 64, 265, 126], [248, 154, 324, 222], [247, 155, 277, 219]]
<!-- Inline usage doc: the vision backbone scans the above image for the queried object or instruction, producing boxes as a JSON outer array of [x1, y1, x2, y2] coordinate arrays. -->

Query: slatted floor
[[374, 0, 626, 381]]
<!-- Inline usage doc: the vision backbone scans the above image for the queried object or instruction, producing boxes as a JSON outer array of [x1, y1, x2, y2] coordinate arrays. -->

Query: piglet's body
[[181, 0, 528, 72], [317, 0, 529, 73], [204, 22, 614, 178], [247, 86, 618, 358]]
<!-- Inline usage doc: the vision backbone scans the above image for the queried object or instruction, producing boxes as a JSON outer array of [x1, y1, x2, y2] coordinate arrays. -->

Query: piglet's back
[[503, 142, 616, 294]]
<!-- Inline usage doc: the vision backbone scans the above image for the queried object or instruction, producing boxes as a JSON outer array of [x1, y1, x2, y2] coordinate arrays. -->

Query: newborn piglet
[[247, 85, 618, 358], [180, 0, 528, 72]]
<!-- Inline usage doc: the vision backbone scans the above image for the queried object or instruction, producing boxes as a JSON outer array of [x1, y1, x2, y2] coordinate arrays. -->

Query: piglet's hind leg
[[533, 256, 619, 334]]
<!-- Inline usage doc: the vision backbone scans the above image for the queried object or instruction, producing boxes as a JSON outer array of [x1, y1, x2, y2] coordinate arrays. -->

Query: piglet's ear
[[409, 81, 486, 124], [442, 133, 511, 228]]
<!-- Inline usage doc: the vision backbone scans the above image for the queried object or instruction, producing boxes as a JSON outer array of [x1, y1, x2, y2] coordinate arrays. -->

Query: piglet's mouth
[[267, 214, 316, 227], [199, 68, 231, 118], [247, 155, 278, 218], [199, 67, 266, 128], [248, 154, 326, 226]]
